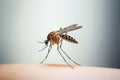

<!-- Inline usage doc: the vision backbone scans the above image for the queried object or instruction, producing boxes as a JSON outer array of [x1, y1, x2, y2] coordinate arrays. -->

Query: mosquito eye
[[48, 34, 52, 39]]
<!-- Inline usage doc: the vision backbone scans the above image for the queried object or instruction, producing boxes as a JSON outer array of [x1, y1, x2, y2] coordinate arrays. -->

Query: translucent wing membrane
[[56, 24, 82, 34]]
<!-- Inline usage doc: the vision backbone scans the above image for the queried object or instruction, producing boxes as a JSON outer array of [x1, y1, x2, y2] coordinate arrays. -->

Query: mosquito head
[[46, 31, 55, 44], [45, 40, 49, 45]]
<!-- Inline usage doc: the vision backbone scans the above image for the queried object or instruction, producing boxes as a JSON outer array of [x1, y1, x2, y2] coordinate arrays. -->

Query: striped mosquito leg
[[60, 39, 81, 66], [40, 44, 52, 63], [57, 44, 74, 69]]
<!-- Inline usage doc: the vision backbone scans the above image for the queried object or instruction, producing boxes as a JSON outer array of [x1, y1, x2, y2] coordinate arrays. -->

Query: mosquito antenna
[[37, 40, 45, 44], [37, 36, 46, 43], [40, 36, 45, 41]]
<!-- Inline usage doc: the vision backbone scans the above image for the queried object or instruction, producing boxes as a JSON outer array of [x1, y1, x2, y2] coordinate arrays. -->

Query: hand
[[0, 64, 119, 80]]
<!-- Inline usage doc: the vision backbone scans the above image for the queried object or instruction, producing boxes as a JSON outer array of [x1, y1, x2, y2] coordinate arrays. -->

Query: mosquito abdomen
[[60, 34, 78, 44]]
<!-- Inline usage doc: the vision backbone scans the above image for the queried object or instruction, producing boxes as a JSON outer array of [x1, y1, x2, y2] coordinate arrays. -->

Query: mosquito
[[38, 24, 82, 68]]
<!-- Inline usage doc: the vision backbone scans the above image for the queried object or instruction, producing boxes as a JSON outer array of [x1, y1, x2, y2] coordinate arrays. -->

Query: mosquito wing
[[56, 24, 82, 34]]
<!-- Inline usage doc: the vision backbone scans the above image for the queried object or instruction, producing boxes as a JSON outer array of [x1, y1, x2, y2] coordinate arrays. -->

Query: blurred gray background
[[0, 0, 120, 68]]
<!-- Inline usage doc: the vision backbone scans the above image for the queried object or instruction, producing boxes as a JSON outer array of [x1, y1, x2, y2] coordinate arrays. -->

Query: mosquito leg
[[60, 40, 81, 66], [57, 44, 74, 69], [38, 45, 48, 52], [40, 44, 52, 63]]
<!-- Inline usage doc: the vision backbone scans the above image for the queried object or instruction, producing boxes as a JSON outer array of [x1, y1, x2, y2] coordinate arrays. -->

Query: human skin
[[0, 64, 119, 80]]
